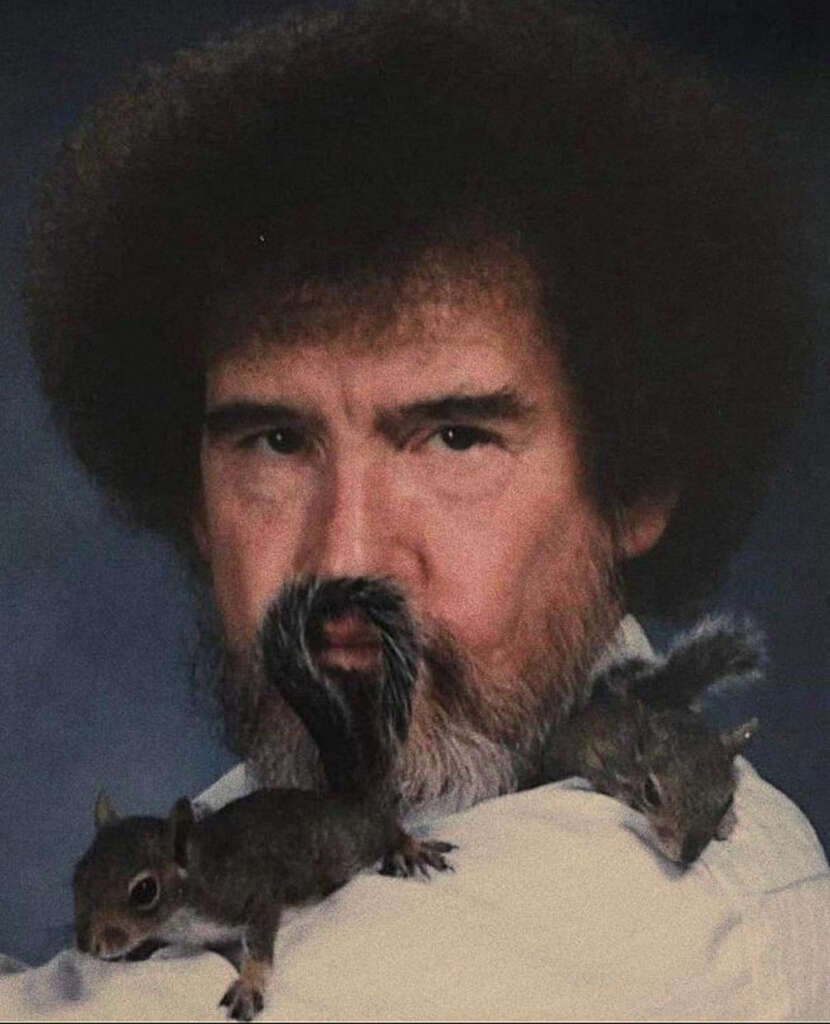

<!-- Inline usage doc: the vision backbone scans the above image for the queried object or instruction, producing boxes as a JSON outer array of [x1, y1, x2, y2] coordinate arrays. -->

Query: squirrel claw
[[219, 979, 264, 1021], [380, 836, 456, 878]]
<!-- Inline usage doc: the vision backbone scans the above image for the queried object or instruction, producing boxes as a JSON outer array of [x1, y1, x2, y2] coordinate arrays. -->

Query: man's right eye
[[244, 427, 306, 455]]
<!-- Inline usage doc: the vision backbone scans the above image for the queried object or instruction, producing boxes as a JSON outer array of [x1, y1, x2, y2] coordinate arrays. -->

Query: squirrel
[[73, 577, 454, 1021], [542, 618, 763, 865]]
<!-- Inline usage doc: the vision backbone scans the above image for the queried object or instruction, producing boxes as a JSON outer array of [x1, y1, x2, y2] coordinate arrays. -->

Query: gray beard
[[193, 551, 621, 824]]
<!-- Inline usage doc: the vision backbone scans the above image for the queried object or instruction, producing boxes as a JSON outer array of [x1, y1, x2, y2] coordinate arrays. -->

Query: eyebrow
[[203, 401, 322, 438], [375, 388, 536, 441], [203, 388, 536, 441]]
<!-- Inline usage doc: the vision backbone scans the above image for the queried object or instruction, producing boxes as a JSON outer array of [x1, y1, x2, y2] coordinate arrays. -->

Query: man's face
[[196, 278, 623, 812]]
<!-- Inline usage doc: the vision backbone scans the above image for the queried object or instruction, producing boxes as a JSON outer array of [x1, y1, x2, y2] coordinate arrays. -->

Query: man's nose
[[309, 450, 406, 582]]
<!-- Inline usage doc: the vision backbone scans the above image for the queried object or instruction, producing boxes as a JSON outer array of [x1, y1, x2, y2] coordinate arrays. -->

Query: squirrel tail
[[260, 576, 418, 798], [630, 616, 766, 709]]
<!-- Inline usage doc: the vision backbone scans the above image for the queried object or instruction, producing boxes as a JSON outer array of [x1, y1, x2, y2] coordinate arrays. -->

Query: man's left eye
[[433, 425, 496, 451]]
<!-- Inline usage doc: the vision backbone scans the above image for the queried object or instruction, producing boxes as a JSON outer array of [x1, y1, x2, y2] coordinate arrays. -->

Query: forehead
[[206, 276, 569, 412]]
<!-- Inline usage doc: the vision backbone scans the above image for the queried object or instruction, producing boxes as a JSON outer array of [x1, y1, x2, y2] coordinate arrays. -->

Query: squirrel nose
[[680, 832, 708, 864], [93, 926, 128, 957]]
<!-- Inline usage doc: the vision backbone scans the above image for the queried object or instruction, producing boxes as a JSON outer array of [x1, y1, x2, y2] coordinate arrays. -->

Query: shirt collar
[[590, 614, 654, 678]]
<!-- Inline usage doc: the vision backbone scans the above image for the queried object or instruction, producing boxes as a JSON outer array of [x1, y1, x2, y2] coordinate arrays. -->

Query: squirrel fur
[[73, 577, 453, 1021], [543, 617, 763, 864]]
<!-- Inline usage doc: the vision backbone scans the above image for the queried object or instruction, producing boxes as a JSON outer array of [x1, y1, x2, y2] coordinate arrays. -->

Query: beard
[[193, 534, 622, 824]]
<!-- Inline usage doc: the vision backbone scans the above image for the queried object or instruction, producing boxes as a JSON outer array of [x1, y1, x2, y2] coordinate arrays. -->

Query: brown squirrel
[[73, 577, 453, 1021], [542, 618, 762, 864]]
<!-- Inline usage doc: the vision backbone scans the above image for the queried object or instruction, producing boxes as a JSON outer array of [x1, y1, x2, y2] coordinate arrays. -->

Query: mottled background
[[1, 0, 827, 965]]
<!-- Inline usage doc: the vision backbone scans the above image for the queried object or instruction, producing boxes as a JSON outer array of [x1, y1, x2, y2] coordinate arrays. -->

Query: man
[[4, 0, 828, 1017]]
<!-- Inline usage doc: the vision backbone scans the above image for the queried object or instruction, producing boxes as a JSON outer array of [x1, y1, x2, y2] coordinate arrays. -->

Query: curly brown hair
[[24, 0, 810, 619]]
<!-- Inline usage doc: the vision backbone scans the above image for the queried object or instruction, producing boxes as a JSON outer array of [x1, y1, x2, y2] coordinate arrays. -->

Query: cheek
[[423, 481, 605, 660], [200, 479, 300, 650]]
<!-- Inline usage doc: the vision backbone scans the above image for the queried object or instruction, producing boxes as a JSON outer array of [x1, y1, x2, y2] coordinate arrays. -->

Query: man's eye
[[247, 427, 305, 455], [433, 425, 495, 452]]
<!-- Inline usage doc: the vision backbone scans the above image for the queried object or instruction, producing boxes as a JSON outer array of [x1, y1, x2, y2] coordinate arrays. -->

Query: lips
[[315, 612, 382, 671]]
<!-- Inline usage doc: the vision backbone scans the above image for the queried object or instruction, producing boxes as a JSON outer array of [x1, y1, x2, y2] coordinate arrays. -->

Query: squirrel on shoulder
[[73, 577, 453, 1021], [542, 618, 763, 865]]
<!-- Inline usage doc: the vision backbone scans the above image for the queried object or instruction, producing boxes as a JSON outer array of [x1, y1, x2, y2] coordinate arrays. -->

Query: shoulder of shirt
[[193, 613, 828, 893], [711, 756, 829, 893]]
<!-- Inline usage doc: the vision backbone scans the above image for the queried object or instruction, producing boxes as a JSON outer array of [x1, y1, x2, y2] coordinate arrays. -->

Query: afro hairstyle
[[25, 0, 811, 619]]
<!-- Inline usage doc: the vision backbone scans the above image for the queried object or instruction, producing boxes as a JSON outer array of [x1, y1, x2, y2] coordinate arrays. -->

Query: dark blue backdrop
[[1, 0, 827, 966]]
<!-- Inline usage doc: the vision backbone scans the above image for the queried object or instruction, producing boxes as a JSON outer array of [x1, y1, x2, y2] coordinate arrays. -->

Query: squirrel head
[[629, 709, 758, 864], [73, 792, 194, 960]]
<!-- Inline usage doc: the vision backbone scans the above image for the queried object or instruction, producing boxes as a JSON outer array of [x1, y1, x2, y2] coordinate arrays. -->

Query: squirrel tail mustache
[[260, 575, 419, 797]]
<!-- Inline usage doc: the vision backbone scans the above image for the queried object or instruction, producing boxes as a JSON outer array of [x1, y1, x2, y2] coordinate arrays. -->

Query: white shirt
[[3, 618, 829, 1021]]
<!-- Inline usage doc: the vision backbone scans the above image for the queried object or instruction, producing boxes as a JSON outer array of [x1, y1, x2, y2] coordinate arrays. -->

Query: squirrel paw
[[219, 979, 264, 1021], [380, 834, 456, 878]]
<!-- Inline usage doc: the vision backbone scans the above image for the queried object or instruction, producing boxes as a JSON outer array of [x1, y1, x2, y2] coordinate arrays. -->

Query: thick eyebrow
[[203, 389, 536, 442], [203, 400, 322, 438], [375, 388, 536, 442]]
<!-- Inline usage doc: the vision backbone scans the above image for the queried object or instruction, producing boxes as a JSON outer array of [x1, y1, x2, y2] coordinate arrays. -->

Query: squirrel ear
[[94, 790, 119, 829], [720, 717, 759, 754], [168, 797, 195, 869]]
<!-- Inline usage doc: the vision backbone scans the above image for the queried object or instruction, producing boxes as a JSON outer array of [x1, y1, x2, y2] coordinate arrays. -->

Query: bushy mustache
[[193, 540, 622, 819], [259, 576, 420, 792]]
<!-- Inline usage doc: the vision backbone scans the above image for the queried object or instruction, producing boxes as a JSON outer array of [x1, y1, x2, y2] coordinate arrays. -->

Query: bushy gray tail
[[594, 616, 765, 710], [260, 576, 418, 796]]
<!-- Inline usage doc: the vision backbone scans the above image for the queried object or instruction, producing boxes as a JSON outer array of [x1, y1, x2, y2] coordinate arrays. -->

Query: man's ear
[[615, 489, 678, 560]]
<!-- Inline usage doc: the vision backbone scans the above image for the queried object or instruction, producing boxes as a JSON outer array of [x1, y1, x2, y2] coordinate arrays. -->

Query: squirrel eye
[[128, 872, 159, 911], [642, 775, 662, 809]]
